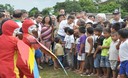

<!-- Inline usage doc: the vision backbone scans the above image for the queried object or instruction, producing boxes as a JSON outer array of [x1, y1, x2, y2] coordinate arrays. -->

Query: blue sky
[[0, 0, 65, 11]]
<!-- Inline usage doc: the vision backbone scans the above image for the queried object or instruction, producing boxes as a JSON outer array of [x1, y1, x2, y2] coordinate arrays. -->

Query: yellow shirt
[[55, 43, 64, 56], [101, 37, 112, 56]]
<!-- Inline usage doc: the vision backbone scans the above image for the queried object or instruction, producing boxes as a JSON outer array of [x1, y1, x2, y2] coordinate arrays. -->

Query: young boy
[[64, 28, 75, 70], [54, 37, 64, 70], [85, 27, 95, 75], [108, 32, 119, 78], [77, 26, 86, 74], [99, 28, 112, 78], [111, 23, 121, 33], [118, 28, 128, 78], [93, 25, 105, 76]]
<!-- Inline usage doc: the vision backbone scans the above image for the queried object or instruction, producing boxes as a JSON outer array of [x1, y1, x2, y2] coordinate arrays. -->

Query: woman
[[40, 16, 54, 64]]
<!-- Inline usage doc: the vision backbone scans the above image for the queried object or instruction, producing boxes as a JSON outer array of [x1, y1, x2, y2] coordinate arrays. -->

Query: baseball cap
[[113, 9, 120, 15]]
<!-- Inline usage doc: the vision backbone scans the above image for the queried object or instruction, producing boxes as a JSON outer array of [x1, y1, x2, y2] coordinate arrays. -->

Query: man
[[110, 9, 123, 24], [13, 9, 23, 28], [80, 11, 93, 24], [57, 15, 75, 41], [33, 14, 42, 38], [0, 12, 5, 35], [59, 9, 65, 15]]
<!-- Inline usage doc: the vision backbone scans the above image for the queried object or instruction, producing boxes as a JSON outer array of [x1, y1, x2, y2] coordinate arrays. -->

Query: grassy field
[[39, 65, 96, 78]]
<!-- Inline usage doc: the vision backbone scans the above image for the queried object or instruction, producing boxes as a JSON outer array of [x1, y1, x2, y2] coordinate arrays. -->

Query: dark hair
[[87, 27, 94, 34], [88, 15, 95, 19], [103, 28, 111, 33], [111, 23, 121, 32], [68, 29, 74, 35], [57, 14, 65, 22], [94, 25, 103, 32], [86, 22, 93, 26], [0, 18, 11, 35], [79, 26, 86, 33], [13, 10, 22, 18], [67, 15, 75, 20], [0, 12, 5, 18], [42, 16, 52, 26], [64, 27, 70, 33], [34, 14, 42, 18], [118, 28, 128, 38], [111, 32, 118, 36], [54, 37, 60, 43]]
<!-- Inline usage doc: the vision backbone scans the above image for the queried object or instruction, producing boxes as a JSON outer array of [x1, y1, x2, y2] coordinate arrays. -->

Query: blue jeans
[[100, 56, 110, 68], [94, 54, 101, 68]]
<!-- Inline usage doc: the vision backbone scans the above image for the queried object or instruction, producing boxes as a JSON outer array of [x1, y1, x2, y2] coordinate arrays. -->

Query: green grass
[[39, 65, 96, 78]]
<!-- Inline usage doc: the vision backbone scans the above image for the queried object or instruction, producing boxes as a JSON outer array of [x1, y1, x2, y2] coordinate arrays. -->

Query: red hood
[[22, 19, 35, 33], [2, 20, 19, 36]]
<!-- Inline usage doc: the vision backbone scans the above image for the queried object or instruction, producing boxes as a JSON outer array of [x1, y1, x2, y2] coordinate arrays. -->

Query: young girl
[[54, 37, 64, 70], [77, 26, 86, 74]]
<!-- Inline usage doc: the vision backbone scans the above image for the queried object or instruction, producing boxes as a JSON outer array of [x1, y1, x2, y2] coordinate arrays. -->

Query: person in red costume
[[17, 19, 58, 78], [0, 20, 26, 78]]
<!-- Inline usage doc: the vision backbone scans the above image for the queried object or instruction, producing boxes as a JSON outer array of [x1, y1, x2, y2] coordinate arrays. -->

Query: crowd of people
[[0, 8, 128, 78]]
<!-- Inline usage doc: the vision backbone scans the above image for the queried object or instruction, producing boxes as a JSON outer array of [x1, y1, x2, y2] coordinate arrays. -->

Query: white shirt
[[119, 39, 128, 62], [85, 19, 94, 24], [110, 18, 123, 24], [85, 36, 95, 53], [33, 20, 42, 38], [57, 20, 74, 36], [16, 21, 22, 28], [64, 35, 75, 49], [108, 40, 119, 60]]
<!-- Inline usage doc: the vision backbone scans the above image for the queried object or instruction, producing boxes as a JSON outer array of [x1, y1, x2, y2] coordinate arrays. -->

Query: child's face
[[111, 34, 118, 41], [111, 28, 115, 33], [103, 31, 110, 38], [117, 34, 123, 41], [86, 24, 91, 28], [94, 31, 101, 36]]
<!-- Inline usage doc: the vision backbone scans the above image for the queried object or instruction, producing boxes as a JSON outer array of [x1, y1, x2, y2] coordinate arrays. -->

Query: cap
[[113, 9, 120, 15]]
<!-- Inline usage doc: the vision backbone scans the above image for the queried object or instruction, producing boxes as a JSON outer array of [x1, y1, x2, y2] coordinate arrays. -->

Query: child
[[64, 28, 75, 70], [108, 32, 119, 78], [111, 23, 121, 33], [118, 28, 128, 78], [54, 37, 64, 70], [93, 25, 105, 77], [85, 27, 95, 75], [77, 26, 86, 74], [99, 28, 112, 78]]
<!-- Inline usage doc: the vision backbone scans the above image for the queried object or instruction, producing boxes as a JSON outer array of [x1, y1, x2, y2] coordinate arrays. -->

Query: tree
[[53, 1, 82, 14], [41, 7, 53, 16], [79, 0, 97, 12], [119, 0, 128, 17], [98, 1, 120, 13], [0, 4, 14, 14], [29, 7, 40, 16]]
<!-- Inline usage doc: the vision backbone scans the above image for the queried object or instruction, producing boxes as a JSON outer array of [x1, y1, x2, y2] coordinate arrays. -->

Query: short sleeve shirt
[[64, 35, 75, 49], [101, 37, 112, 56], [54, 43, 64, 56], [77, 34, 86, 53]]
